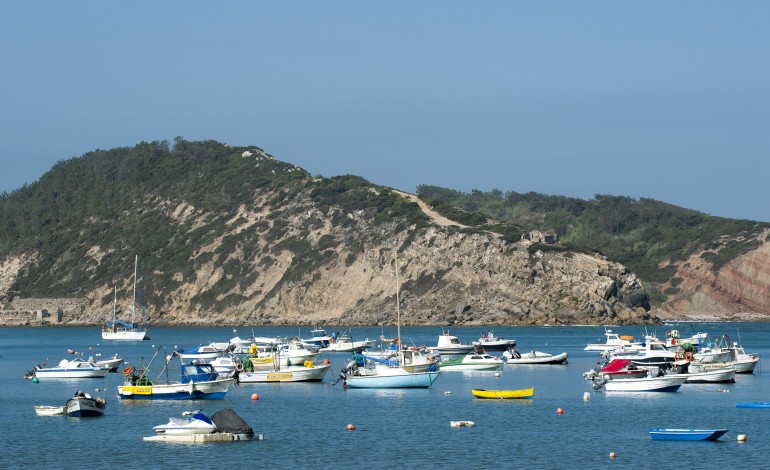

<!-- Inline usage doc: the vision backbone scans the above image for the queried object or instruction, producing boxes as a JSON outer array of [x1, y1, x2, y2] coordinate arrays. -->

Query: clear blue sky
[[2, 2, 769, 221]]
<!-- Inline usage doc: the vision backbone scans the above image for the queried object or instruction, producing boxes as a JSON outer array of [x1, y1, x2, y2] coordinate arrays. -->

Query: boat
[[608, 338, 677, 368], [366, 345, 439, 373], [335, 254, 441, 389], [238, 359, 331, 383], [118, 352, 235, 400], [34, 405, 66, 416], [301, 327, 334, 349], [438, 348, 505, 371], [267, 339, 321, 367], [66, 391, 106, 417], [473, 331, 516, 351], [592, 374, 687, 392], [583, 358, 648, 380], [471, 388, 534, 399], [736, 402, 770, 408], [648, 428, 728, 441], [207, 355, 242, 376], [92, 354, 124, 372], [584, 330, 643, 352], [153, 410, 217, 435], [33, 358, 108, 379], [320, 331, 378, 353], [427, 332, 475, 356], [101, 256, 148, 341], [664, 328, 708, 348], [664, 361, 736, 383], [503, 348, 568, 365], [176, 343, 227, 361]]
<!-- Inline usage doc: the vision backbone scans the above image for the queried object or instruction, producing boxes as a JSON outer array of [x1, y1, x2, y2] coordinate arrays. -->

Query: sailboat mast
[[395, 254, 401, 346], [132, 255, 138, 325], [112, 286, 117, 324]]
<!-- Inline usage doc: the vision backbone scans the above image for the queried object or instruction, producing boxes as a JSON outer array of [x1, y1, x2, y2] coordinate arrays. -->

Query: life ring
[[235, 363, 244, 372], [685, 351, 693, 362], [122, 366, 135, 377]]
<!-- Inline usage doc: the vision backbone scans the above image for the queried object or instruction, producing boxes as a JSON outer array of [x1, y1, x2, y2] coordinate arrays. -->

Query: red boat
[[584, 358, 648, 380]]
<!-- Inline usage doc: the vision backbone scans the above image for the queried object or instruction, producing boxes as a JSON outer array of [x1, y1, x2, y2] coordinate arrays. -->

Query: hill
[[0, 139, 654, 327]]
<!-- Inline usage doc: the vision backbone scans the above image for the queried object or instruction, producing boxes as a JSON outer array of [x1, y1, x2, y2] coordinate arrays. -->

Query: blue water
[[2, 323, 768, 469]]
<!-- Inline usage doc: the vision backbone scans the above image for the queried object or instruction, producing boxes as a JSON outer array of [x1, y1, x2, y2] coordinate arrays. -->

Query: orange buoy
[[347, 424, 356, 431], [556, 407, 564, 415], [323, 359, 330, 365], [251, 393, 259, 401]]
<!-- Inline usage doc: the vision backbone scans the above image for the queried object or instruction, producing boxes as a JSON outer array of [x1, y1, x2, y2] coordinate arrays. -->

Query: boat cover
[[600, 359, 633, 372], [210, 409, 253, 435]]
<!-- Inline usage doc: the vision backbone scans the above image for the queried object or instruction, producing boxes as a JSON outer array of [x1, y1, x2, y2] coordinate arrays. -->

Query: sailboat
[[102, 255, 148, 341], [339, 254, 441, 389]]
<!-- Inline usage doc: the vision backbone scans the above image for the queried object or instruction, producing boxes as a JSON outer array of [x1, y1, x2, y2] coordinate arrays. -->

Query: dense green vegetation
[[0, 139, 426, 308], [417, 185, 769, 290]]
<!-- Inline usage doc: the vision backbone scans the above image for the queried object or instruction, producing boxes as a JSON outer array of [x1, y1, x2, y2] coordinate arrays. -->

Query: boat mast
[[132, 255, 138, 325], [395, 254, 401, 347], [112, 286, 117, 325]]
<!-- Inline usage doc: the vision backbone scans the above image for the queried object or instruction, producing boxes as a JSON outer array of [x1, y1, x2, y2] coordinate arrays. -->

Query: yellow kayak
[[472, 388, 534, 399]]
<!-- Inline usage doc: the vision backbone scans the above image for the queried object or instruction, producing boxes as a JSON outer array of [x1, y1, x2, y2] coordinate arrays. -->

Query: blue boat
[[118, 363, 235, 400], [648, 429, 728, 441], [736, 402, 770, 408]]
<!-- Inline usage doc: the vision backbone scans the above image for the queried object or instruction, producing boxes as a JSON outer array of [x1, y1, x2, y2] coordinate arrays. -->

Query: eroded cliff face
[[656, 234, 770, 321]]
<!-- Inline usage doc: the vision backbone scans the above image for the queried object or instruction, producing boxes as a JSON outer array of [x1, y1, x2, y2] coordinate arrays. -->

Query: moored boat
[[34, 405, 66, 416], [592, 374, 686, 392], [471, 388, 534, 399], [119, 360, 235, 400], [473, 331, 516, 351], [438, 349, 504, 371], [585, 330, 643, 352], [153, 410, 217, 435], [427, 332, 475, 356], [648, 428, 728, 441], [33, 358, 108, 379], [503, 349, 568, 365], [66, 392, 106, 417], [92, 354, 124, 372], [736, 402, 770, 408], [101, 256, 148, 341], [238, 361, 331, 383]]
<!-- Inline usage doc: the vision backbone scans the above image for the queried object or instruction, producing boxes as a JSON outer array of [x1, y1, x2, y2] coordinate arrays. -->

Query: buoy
[[347, 424, 356, 431], [32, 377, 39, 383], [583, 392, 591, 401], [609, 452, 616, 459], [737, 434, 747, 442], [251, 393, 259, 401], [556, 407, 564, 415], [494, 372, 500, 377], [444, 391, 452, 395], [89, 347, 93, 350], [323, 359, 330, 365]]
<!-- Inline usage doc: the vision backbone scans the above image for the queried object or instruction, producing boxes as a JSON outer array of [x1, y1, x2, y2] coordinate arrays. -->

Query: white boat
[[176, 343, 227, 361], [238, 361, 331, 383], [473, 331, 516, 351], [667, 364, 736, 383], [503, 349, 569, 365], [729, 342, 760, 373], [366, 346, 440, 373], [427, 332, 475, 356], [208, 356, 241, 376], [592, 374, 687, 392], [584, 330, 643, 352], [665, 328, 708, 348], [92, 354, 124, 372], [66, 393, 106, 417], [153, 411, 217, 435], [438, 349, 505, 371], [102, 256, 148, 341], [34, 405, 65, 416], [33, 358, 108, 379], [609, 338, 677, 368], [269, 340, 321, 367], [335, 255, 441, 389], [119, 359, 235, 400], [321, 332, 378, 353], [301, 327, 334, 349]]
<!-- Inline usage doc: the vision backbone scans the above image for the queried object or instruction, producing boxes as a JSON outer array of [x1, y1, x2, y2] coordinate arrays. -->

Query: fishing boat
[[118, 352, 235, 400], [736, 402, 770, 408], [592, 374, 686, 392], [503, 348, 568, 365], [153, 410, 217, 435], [176, 343, 227, 361], [33, 358, 108, 379], [238, 359, 331, 383], [665, 361, 736, 383], [473, 331, 517, 351], [301, 327, 334, 349], [427, 332, 475, 356], [608, 338, 677, 368], [335, 254, 441, 389], [102, 255, 148, 341], [471, 388, 534, 399], [584, 330, 643, 352], [66, 392, 106, 417], [320, 331, 378, 353], [92, 354, 124, 372], [438, 349, 505, 371], [648, 428, 728, 441]]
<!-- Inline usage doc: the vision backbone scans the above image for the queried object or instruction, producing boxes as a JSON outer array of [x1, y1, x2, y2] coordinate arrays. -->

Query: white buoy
[[583, 392, 591, 401], [737, 434, 747, 442], [494, 372, 500, 377]]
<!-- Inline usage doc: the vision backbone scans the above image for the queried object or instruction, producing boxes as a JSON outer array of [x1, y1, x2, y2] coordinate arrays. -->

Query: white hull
[[601, 375, 686, 392], [238, 364, 331, 383], [34, 405, 66, 416], [34, 359, 108, 378], [668, 368, 736, 383], [439, 363, 503, 371], [154, 417, 216, 435], [504, 351, 569, 365], [102, 330, 146, 341], [344, 364, 441, 389], [321, 339, 378, 353]]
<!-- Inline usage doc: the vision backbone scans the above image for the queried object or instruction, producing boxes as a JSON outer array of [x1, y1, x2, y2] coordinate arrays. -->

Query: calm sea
[[2, 323, 768, 470]]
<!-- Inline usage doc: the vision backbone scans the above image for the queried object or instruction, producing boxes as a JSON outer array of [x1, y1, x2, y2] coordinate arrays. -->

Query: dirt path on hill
[[393, 190, 468, 228]]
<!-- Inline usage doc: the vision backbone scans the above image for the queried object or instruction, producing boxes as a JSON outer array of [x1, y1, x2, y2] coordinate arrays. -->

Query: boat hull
[[345, 371, 440, 389], [648, 429, 728, 441], [472, 388, 534, 399], [601, 376, 686, 392], [66, 397, 105, 417], [102, 330, 146, 341], [238, 364, 331, 383], [118, 378, 234, 400], [34, 405, 66, 416], [504, 351, 569, 365]]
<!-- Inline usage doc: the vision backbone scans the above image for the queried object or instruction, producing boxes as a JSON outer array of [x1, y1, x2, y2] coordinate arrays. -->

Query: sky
[[2, 2, 769, 221]]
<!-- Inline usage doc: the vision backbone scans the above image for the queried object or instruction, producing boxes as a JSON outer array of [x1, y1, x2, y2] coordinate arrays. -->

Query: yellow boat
[[471, 388, 534, 399]]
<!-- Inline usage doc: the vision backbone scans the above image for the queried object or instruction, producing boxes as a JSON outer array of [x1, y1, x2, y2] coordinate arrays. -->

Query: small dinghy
[[472, 388, 534, 399], [736, 402, 770, 408], [648, 428, 728, 441], [503, 349, 568, 365], [34, 405, 66, 416], [153, 410, 217, 435]]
